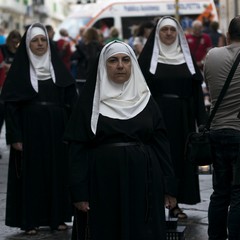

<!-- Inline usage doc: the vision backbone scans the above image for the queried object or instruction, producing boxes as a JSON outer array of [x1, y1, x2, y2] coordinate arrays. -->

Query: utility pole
[[175, 0, 180, 21], [234, 0, 238, 16]]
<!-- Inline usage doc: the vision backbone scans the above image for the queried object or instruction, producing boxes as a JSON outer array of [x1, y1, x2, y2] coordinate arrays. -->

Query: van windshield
[[54, 17, 91, 40]]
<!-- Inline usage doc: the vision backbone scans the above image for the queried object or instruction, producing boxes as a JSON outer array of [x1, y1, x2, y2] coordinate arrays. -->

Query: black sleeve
[[64, 83, 79, 116], [69, 142, 89, 203], [4, 102, 22, 144]]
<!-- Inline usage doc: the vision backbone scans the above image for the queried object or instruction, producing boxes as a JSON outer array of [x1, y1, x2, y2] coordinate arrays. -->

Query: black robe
[[138, 25, 207, 204], [67, 98, 176, 240], [64, 52, 177, 240], [146, 63, 206, 204], [4, 80, 77, 229], [1, 23, 78, 230]]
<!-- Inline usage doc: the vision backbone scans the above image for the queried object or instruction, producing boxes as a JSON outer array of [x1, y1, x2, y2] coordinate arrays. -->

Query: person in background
[[99, 20, 110, 41], [104, 26, 122, 44], [128, 25, 139, 49], [208, 21, 226, 48], [204, 16, 240, 240], [77, 27, 86, 43], [0, 30, 22, 74], [133, 21, 154, 57], [71, 27, 102, 94], [186, 20, 212, 70], [45, 25, 55, 41], [70, 27, 86, 79], [64, 40, 177, 240], [0, 29, 22, 157], [186, 20, 213, 114], [1, 23, 78, 235], [45, 24, 57, 48], [138, 16, 207, 219], [57, 28, 72, 71], [0, 27, 6, 44]]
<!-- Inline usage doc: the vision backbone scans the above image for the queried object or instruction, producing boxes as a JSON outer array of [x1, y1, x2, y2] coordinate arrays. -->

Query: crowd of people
[[0, 14, 239, 240]]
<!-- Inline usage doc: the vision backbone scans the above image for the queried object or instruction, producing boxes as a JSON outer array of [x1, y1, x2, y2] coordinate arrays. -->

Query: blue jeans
[[208, 129, 240, 240]]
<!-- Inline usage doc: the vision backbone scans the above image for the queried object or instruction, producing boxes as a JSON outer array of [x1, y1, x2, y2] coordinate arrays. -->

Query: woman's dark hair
[[84, 27, 99, 43], [228, 16, 240, 41], [6, 30, 22, 46]]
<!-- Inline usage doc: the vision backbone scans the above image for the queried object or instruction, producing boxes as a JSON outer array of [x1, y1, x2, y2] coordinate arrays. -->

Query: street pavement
[[0, 126, 213, 240]]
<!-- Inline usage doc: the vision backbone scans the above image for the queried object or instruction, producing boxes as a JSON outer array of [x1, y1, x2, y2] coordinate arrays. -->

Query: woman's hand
[[74, 201, 90, 212], [164, 195, 177, 209], [12, 142, 23, 151]]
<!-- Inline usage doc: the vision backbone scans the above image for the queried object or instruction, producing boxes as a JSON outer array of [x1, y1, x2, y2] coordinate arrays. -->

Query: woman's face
[[29, 34, 48, 56], [159, 25, 177, 45], [106, 53, 131, 84]]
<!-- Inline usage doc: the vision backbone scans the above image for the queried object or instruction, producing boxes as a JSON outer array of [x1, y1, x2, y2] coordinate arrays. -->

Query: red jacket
[[57, 39, 72, 70]]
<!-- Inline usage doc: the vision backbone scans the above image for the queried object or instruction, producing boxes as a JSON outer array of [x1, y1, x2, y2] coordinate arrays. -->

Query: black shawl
[[1, 23, 76, 102]]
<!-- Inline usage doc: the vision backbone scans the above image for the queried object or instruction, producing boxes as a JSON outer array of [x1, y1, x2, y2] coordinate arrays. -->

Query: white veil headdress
[[150, 16, 195, 75], [91, 41, 151, 134], [26, 23, 56, 92]]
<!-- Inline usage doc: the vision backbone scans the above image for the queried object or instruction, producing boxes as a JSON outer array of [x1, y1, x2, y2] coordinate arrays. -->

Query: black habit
[[1, 24, 78, 230], [64, 52, 177, 240], [138, 25, 207, 204]]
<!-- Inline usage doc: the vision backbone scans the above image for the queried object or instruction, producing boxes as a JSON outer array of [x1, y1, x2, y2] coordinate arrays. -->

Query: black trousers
[[208, 129, 240, 240]]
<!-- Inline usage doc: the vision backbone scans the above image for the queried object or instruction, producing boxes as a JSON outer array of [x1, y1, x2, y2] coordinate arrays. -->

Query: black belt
[[95, 142, 139, 148], [28, 101, 70, 108], [160, 94, 180, 98], [76, 79, 86, 83]]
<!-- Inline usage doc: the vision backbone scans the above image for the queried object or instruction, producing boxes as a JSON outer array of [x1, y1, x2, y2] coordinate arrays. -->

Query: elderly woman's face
[[30, 34, 48, 56], [106, 53, 131, 84], [159, 25, 177, 45]]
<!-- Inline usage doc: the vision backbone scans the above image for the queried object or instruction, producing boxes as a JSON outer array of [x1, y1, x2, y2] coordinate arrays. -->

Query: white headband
[[105, 42, 131, 61], [159, 18, 177, 29], [30, 27, 46, 40]]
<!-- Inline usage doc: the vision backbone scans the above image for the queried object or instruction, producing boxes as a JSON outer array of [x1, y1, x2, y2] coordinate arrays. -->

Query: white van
[[54, 0, 219, 41]]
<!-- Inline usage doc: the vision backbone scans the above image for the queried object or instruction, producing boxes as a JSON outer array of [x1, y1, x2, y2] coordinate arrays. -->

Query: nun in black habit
[[1, 23, 78, 234], [64, 40, 177, 240], [138, 16, 207, 218]]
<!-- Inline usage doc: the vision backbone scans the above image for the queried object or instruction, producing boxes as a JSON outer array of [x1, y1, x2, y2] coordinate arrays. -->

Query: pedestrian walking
[[71, 27, 102, 94], [64, 40, 177, 240], [57, 28, 72, 71], [204, 16, 240, 240], [0, 29, 22, 158], [138, 16, 207, 219], [186, 20, 212, 70], [1, 22, 78, 235]]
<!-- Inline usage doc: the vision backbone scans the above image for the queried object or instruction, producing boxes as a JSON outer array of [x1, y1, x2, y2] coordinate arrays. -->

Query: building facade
[[219, 0, 240, 35], [0, 0, 239, 37], [0, 0, 70, 34]]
